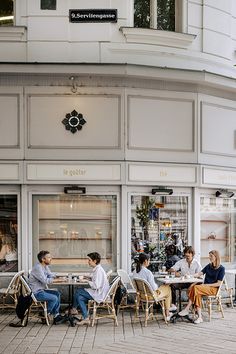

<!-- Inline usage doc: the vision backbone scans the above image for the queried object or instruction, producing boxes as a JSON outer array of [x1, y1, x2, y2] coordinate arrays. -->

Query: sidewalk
[[0, 307, 235, 354]]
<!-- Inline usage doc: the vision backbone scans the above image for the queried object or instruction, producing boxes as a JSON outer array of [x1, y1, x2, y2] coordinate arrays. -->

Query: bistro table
[[155, 276, 203, 310], [53, 275, 89, 307]]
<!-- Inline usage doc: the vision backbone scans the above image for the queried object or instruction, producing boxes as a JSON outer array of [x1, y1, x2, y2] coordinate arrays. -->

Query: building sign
[[69, 9, 117, 23]]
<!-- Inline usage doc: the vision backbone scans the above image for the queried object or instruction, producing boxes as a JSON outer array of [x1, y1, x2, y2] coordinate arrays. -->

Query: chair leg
[[207, 299, 212, 321], [91, 303, 97, 327], [144, 302, 149, 327], [217, 297, 224, 319], [160, 301, 167, 324]]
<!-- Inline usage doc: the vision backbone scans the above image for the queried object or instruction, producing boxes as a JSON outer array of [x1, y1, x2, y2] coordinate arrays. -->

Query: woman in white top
[[0, 236, 18, 272], [133, 253, 174, 321], [72, 252, 109, 325]]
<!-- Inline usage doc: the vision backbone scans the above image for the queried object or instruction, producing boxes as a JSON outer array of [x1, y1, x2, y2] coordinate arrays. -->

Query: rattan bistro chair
[[203, 276, 233, 321], [20, 276, 50, 326], [133, 278, 167, 327], [0, 270, 25, 309], [117, 269, 137, 312], [88, 276, 120, 327]]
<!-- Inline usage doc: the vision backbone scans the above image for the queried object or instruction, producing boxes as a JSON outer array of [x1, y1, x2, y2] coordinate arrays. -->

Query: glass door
[[129, 188, 191, 273]]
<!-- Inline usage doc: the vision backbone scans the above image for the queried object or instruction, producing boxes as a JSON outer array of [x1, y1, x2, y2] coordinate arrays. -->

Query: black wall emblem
[[62, 110, 86, 134]]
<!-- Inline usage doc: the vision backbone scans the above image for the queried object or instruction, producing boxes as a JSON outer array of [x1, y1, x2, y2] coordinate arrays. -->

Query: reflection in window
[[0, 0, 13, 26], [134, 0, 175, 31], [32, 195, 117, 272], [131, 195, 188, 272], [41, 0, 56, 10], [200, 197, 236, 266], [0, 195, 18, 272]]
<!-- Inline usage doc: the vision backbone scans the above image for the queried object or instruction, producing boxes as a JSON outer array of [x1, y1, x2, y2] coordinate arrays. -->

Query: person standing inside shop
[[28, 250, 65, 324], [169, 246, 202, 310]]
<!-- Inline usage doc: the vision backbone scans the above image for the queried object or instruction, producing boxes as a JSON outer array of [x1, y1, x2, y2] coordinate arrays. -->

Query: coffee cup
[[79, 275, 84, 281], [162, 266, 166, 272], [165, 275, 169, 279]]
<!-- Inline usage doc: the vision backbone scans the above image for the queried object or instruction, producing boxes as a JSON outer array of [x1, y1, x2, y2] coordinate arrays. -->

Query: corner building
[[0, 1, 236, 286]]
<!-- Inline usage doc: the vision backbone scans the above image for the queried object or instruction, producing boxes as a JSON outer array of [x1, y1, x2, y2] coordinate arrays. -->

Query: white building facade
[[0, 0, 236, 283]]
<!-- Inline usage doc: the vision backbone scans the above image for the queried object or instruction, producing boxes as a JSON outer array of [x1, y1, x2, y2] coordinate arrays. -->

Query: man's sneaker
[[169, 304, 177, 312], [194, 317, 203, 324], [77, 317, 90, 326], [53, 314, 65, 325], [178, 308, 189, 317], [166, 312, 174, 322]]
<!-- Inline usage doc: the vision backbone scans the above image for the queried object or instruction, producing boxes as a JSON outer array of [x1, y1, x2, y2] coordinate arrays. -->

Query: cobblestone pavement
[[0, 307, 236, 354]]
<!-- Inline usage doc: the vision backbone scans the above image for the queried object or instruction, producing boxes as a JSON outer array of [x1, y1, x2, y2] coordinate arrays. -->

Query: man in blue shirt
[[28, 250, 64, 324]]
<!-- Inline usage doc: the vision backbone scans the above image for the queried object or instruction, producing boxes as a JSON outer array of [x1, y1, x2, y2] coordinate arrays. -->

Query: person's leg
[[35, 290, 60, 316], [74, 288, 93, 319], [157, 285, 172, 316], [44, 289, 61, 316]]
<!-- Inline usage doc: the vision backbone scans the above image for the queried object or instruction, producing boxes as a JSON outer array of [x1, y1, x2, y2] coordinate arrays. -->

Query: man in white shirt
[[169, 246, 202, 307], [72, 252, 109, 326]]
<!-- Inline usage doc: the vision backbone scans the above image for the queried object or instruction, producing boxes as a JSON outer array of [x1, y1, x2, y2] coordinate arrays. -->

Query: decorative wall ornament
[[62, 110, 86, 134]]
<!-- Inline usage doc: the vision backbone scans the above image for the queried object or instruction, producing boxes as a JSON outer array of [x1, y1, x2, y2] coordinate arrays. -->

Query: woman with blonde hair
[[179, 250, 225, 323]]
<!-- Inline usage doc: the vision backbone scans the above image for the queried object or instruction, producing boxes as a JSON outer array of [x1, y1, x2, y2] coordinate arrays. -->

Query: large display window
[[200, 196, 236, 266], [0, 195, 18, 273], [130, 193, 189, 272], [32, 194, 117, 272]]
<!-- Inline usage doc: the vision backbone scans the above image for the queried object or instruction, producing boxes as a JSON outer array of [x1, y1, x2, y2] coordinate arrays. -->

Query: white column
[[150, 0, 157, 29]]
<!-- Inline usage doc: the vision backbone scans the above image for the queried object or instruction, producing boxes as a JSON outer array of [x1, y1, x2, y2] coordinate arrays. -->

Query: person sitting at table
[[72, 252, 109, 326], [133, 253, 174, 321], [179, 250, 225, 324], [28, 250, 65, 325], [169, 246, 202, 310]]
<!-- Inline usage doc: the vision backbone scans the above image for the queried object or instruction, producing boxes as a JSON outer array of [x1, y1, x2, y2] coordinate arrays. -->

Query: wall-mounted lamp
[[152, 187, 173, 195], [64, 186, 86, 194], [215, 189, 234, 198], [69, 76, 78, 93]]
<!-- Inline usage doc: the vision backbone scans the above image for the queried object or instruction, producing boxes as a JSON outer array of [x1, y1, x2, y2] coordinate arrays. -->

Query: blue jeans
[[73, 288, 93, 319], [35, 289, 61, 317]]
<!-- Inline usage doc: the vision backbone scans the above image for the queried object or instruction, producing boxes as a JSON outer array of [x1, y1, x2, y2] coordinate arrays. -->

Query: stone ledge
[[120, 27, 196, 49], [0, 26, 26, 41]]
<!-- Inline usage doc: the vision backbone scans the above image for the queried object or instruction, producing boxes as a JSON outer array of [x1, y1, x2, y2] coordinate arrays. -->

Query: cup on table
[[162, 266, 166, 272], [79, 275, 84, 281], [68, 273, 72, 282], [165, 275, 170, 279], [185, 274, 191, 279], [73, 277, 77, 283]]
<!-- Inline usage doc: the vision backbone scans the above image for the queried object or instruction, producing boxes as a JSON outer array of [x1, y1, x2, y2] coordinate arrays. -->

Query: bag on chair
[[9, 280, 33, 327]]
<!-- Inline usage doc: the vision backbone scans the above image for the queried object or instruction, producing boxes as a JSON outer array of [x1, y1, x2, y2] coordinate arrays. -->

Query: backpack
[[9, 279, 33, 327]]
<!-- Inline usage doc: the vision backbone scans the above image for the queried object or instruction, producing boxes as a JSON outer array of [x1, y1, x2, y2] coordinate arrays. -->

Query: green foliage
[[157, 0, 175, 31], [134, 0, 175, 31], [0, 0, 13, 16], [136, 197, 154, 227], [134, 0, 150, 28]]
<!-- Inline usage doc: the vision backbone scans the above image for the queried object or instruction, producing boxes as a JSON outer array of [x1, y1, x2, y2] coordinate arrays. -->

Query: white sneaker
[[178, 308, 189, 316], [194, 317, 203, 324], [169, 304, 177, 312], [166, 312, 174, 322]]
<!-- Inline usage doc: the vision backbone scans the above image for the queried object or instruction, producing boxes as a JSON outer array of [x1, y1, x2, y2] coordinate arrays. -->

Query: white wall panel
[[203, 6, 231, 36], [0, 95, 19, 147], [203, 0, 231, 13], [27, 42, 70, 62], [28, 17, 68, 41], [201, 102, 236, 157], [232, 18, 236, 40], [27, 94, 121, 149], [69, 23, 111, 42], [203, 30, 231, 59], [128, 95, 194, 152], [188, 2, 202, 28]]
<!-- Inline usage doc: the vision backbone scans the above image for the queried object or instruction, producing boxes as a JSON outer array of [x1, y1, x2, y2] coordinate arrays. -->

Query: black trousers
[[171, 283, 191, 305]]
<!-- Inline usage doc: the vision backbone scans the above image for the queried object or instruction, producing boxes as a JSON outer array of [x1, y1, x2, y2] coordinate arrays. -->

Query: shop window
[[0, 195, 18, 273], [200, 197, 236, 266], [41, 0, 57, 10], [0, 0, 14, 26], [131, 194, 188, 272], [32, 195, 117, 273]]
